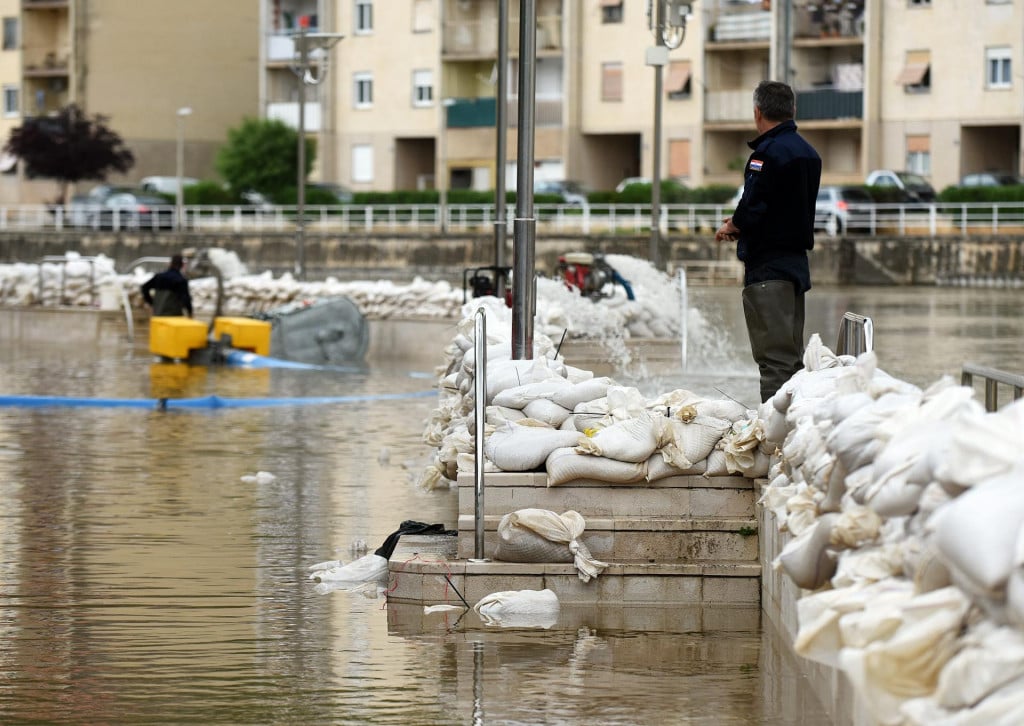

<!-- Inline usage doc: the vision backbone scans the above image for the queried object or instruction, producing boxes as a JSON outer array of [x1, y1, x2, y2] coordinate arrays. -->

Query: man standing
[[715, 80, 821, 403], [141, 254, 193, 317]]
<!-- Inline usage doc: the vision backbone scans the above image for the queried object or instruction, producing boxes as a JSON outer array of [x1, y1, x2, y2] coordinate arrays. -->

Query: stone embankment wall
[[2, 231, 1023, 285]]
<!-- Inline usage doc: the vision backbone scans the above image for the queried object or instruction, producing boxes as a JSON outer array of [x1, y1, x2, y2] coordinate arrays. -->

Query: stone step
[[457, 472, 755, 520], [455, 513, 759, 562], [385, 557, 761, 607]]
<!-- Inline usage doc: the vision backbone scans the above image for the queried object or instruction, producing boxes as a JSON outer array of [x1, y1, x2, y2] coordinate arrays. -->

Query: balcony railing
[[442, 14, 562, 56], [793, 0, 866, 40], [266, 101, 322, 132], [796, 88, 862, 121], [446, 96, 563, 128], [704, 90, 752, 123], [3, 201, 1023, 237]]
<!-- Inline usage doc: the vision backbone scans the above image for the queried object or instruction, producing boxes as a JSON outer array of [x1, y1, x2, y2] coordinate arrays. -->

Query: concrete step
[[457, 472, 755, 520], [455, 513, 759, 563], [385, 557, 761, 607]]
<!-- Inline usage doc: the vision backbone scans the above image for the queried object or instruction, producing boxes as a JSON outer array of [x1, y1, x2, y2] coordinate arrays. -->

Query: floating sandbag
[[491, 509, 607, 582], [474, 588, 560, 628], [576, 410, 664, 463], [546, 447, 647, 486], [484, 420, 581, 471]]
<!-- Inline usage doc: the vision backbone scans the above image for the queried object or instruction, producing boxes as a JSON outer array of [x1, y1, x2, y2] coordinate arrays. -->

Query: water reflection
[[1, 286, 1021, 723]]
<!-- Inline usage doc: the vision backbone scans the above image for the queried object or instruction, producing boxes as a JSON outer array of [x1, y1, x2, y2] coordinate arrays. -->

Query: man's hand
[[715, 216, 739, 242]]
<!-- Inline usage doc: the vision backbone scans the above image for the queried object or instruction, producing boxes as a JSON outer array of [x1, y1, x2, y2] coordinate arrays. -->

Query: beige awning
[[896, 50, 930, 85], [665, 61, 692, 94], [906, 135, 930, 153]]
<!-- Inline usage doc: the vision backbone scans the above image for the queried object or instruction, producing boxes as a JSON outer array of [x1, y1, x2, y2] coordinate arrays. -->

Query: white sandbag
[[576, 410, 664, 463], [720, 416, 768, 477], [474, 588, 560, 628], [831, 543, 904, 588], [658, 414, 730, 470], [550, 376, 614, 410], [485, 358, 562, 402], [522, 398, 573, 427], [546, 447, 647, 486], [934, 467, 1024, 595], [491, 509, 607, 582], [308, 553, 389, 583], [934, 622, 1024, 710], [493, 512, 575, 563], [646, 452, 706, 481], [486, 405, 526, 427], [775, 513, 840, 590], [825, 392, 920, 472], [492, 379, 572, 410], [604, 386, 649, 421], [829, 505, 882, 548], [703, 449, 730, 477], [760, 399, 790, 450], [484, 421, 581, 471], [930, 398, 1024, 490]]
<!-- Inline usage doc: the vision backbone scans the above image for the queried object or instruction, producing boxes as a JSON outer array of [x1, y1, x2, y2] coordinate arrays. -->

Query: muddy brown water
[[1, 285, 1021, 724]]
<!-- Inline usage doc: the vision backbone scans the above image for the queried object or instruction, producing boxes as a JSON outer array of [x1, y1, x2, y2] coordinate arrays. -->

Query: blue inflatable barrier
[[0, 390, 436, 410]]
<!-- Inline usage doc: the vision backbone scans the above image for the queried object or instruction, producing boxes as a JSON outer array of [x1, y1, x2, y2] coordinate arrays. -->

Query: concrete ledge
[[757, 481, 874, 726]]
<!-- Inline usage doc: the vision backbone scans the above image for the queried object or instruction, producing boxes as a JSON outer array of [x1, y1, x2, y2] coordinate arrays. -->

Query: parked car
[[534, 180, 588, 206], [816, 185, 875, 236], [959, 172, 1024, 187], [72, 190, 175, 230], [865, 169, 937, 204], [306, 182, 354, 204], [140, 176, 199, 195]]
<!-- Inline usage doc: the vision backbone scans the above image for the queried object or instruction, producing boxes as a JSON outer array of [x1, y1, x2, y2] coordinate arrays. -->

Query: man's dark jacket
[[731, 119, 821, 293], [141, 268, 192, 317]]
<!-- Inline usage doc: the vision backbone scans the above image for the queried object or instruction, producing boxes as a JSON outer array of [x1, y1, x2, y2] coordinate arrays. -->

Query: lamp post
[[175, 106, 192, 231], [289, 18, 344, 279], [438, 97, 457, 233]]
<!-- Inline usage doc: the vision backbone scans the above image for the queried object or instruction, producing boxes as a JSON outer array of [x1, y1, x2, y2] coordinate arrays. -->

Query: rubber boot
[[742, 280, 805, 402]]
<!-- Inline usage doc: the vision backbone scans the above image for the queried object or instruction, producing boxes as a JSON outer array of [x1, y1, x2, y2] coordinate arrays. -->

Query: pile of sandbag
[[756, 334, 1024, 724], [0, 252, 123, 308], [416, 298, 761, 491]]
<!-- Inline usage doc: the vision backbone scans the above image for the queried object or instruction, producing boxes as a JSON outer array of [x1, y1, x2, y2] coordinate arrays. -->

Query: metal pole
[[512, 0, 538, 360], [175, 111, 187, 230], [494, 0, 509, 295], [473, 307, 488, 560], [295, 27, 308, 280], [650, 0, 666, 269]]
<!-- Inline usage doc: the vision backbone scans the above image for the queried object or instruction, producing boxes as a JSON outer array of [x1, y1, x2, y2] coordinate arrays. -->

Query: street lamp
[[175, 106, 192, 231], [289, 17, 343, 279], [438, 97, 457, 233]]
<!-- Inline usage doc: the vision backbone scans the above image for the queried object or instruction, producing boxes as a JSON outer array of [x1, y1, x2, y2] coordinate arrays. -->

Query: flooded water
[[1, 285, 1021, 725]]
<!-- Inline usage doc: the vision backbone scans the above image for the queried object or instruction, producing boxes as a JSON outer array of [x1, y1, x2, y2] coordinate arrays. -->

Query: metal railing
[[961, 363, 1024, 412], [3, 200, 1024, 236], [835, 312, 873, 357]]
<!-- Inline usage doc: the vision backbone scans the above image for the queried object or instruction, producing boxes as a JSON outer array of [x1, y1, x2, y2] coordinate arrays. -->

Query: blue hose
[[0, 390, 436, 410]]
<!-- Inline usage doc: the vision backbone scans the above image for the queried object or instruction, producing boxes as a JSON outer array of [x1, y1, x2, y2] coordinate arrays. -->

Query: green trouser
[[742, 280, 805, 403]]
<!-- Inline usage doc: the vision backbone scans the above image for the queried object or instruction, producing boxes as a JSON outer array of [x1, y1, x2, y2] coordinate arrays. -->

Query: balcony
[[442, 14, 562, 57], [22, 50, 68, 78], [796, 88, 862, 121], [267, 101, 321, 132], [707, 0, 771, 44], [446, 98, 494, 128], [793, 1, 865, 40], [704, 90, 753, 124]]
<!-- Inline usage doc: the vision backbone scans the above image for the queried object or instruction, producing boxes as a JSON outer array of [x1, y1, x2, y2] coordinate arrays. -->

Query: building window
[[601, 62, 623, 102], [2, 18, 16, 51], [906, 135, 930, 175], [352, 144, 374, 183], [666, 60, 692, 100], [354, 72, 373, 109], [897, 50, 930, 93], [601, 0, 624, 23], [668, 139, 691, 178], [355, 0, 373, 34], [986, 47, 1012, 89], [2, 85, 17, 116], [412, 0, 433, 32], [413, 69, 433, 107]]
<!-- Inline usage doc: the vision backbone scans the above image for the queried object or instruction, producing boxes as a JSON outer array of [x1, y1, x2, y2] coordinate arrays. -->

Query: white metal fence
[[4, 201, 1024, 236]]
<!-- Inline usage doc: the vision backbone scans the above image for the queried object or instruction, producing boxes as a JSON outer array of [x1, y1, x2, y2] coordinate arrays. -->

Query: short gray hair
[[753, 81, 795, 122]]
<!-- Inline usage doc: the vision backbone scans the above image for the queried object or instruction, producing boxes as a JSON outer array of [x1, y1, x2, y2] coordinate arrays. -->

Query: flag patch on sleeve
[[749, 159, 764, 172]]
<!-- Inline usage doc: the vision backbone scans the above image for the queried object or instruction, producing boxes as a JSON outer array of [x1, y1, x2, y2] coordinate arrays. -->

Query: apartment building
[[0, 0, 260, 203], [275, 0, 1021, 196]]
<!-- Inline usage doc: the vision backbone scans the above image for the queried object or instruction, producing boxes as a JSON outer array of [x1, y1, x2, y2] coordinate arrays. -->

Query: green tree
[[3, 104, 135, 204], [215, 117, 314, 201]]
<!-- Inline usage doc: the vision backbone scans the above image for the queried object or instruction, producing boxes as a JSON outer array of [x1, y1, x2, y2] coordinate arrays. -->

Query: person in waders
[[141, 254, 193, 318], [715, 80, 822, 403]]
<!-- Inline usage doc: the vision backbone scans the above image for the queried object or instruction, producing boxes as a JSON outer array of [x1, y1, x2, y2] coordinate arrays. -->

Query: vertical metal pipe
[[295, 28, 308, 280], [473, 307, 488, 560], [494, 0, 509, 295], [512, 0, 537, 360], [650, 0, 665, 269]]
